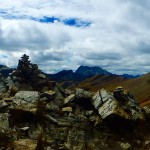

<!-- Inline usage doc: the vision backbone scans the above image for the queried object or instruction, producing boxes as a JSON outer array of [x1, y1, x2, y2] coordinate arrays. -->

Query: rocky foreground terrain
[[0, 54, 150, 150]]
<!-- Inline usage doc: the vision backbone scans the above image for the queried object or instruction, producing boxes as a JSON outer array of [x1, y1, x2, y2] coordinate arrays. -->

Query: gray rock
[[92, 90, 102, 109], [100, 88, 114, 103], [0, 81, 6, 97], [85, 110, 93, 116], [64, 94, 75, 104], [145, 141, 150, 145], [8, 139, 37, 150], [15, 91, 39, 102], [40, 90, 56, 100], [20, 126, 29, 131], [44, 114, 58, 124], [131, 109, 144, 121], [93, 89, 122, 113], [6, 77, 14, 89], [62, 107, 73, 112], [0, 113, 9, 133], [95, 89, 144, 121], [98, 98, 130, 119], [12, 102, 37, 114], [75, 88, 92, 99], [0, 100, 8, 108], [38, 73, 46, 79], [120, 142, 131, 149], [142, 106, 150, 117]]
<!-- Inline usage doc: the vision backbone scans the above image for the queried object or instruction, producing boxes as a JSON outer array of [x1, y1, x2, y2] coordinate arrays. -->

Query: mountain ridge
[[48, 65, 140, 82], [0, 65, 14, 76], [0, 64, 141, 80], [77, 72, 150, 101]]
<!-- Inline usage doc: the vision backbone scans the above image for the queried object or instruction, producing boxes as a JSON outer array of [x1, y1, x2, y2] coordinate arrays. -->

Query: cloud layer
[[0, 0, 150, 74]]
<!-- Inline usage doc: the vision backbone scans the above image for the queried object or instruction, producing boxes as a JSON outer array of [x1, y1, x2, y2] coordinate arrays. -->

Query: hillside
[[47, 66, 140, 89], [77, 74, 127, 91], [78, 73, 150, 101]]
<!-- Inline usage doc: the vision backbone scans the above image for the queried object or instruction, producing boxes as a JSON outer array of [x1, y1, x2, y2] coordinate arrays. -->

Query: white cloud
[[0, 0, 150, 75]]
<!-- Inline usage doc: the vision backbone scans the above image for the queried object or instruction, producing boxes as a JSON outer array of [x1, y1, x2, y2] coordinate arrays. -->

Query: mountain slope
[[77, 74, 128, 91], [77, 73, 150, 101]]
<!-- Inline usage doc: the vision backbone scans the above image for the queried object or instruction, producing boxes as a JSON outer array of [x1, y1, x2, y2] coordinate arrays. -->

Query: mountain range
[[0, 65, 14, 76], [0, 64, 140, 80], [48, 65, 139, 81], [1, 64, 149, 101]]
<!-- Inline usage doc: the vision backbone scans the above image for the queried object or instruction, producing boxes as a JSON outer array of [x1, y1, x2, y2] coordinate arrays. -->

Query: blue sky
[[0, 0, 150, 75], [0, 10, 91, 27]]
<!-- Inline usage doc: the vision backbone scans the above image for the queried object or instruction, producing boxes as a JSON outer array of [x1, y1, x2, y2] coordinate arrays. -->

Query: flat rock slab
[[15, 91, 39, 102], [100, 88, 114, 103], [92, 91, 102, 109], [92, 89, 116, 110], [64, 94, 75, 104], [98, 99, 130, 120], [62, 107, 73, 112], [9, 139, 37, 150]]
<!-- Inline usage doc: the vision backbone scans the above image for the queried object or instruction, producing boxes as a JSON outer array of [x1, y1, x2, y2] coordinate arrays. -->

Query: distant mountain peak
[[76, 65, 112, 77], [0, 64, 14, 76], [121, 74, 141, 79]]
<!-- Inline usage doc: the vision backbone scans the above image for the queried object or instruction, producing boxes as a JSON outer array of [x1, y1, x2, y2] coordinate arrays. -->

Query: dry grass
[[77, 73, 150, 102]]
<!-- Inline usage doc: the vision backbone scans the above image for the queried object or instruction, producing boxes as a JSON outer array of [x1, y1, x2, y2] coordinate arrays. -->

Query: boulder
[[9, 95, 37, 127], [0, 81, 6, 97], [75, 88, 92, 100], [38, 73, 46, 79], [15, 91, 39, 102], [95, 89, 144, 122], [64, 94, 75, 104], [0, 113, 9, 133], [100, 88, 114, 102], [3, 97, 14, 105], [142, 106, 150, 118], [75, 88, 93, 109], [62, 107, 73, 112], [98, 99, 130, 120], [12, 102, 37, 114], [120, 142, 131, 149], [92, 89, 111, 109], [8, 139, 37, 150], [92, 90, 102, 109], [40, 90, 56, 100], [0, 100, 8, 110]]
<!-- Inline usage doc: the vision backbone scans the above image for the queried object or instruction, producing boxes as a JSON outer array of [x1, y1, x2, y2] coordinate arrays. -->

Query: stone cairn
[[10, 54, 50, 91]]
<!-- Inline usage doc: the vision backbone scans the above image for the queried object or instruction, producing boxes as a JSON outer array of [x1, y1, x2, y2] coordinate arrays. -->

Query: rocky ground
[[0, 55, 150, 150]]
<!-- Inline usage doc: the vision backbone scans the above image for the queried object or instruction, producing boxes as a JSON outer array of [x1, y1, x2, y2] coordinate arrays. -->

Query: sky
[[0, 0, 150, 75]]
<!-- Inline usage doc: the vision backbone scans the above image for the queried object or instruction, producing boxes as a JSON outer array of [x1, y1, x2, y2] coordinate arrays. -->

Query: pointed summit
[[76, 66, 112, 77]]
